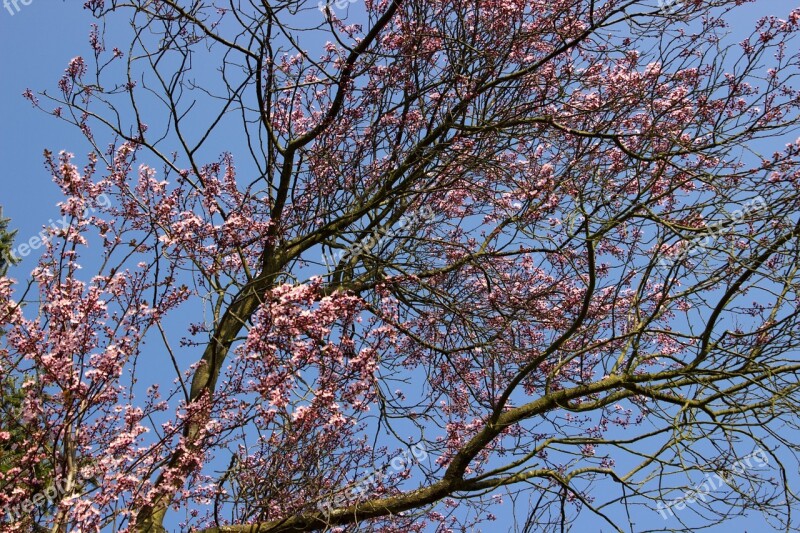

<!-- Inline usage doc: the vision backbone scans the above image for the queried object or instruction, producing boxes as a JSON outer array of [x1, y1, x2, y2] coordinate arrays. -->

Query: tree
[[2, 0, 800, 531], [0, 206, 21, 472], [0, 208, 57, 533], [0, 206, 17, 468], [0, 207, 15, 277]]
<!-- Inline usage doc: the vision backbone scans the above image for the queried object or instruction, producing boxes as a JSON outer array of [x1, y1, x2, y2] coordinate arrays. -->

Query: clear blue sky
[[1, 1, 798, 532]]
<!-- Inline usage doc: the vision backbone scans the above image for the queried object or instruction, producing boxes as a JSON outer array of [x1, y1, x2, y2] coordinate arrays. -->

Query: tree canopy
[[2, 1, 800, 531]]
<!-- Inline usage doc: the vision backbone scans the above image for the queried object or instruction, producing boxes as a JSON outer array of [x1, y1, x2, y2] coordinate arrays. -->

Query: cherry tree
[[2, 0, 800, 531]]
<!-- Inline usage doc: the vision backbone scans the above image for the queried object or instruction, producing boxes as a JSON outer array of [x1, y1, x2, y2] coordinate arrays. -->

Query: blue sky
[[2, 1, 799, 532], [0, 1, 93, 259]]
